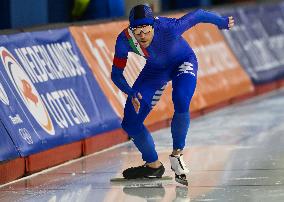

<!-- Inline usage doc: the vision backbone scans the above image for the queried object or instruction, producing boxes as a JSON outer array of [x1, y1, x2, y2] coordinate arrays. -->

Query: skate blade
[[110, 176, 172, 182], [175, 176, 188, 186]]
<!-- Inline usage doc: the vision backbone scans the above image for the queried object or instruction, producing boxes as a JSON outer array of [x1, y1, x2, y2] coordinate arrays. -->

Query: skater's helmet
[[129, 4, 154, 29]]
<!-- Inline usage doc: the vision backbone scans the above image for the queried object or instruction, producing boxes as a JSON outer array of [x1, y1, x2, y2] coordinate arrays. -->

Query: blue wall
[[0, 0, 72, 29], [10, 0, 48, 28], [0, 0, 125, 29], [0, 0, 11, 29], [48, 0, 73, 23]]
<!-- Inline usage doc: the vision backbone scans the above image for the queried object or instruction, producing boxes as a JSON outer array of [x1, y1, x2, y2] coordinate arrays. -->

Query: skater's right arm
[[111, 32, 137, 97]]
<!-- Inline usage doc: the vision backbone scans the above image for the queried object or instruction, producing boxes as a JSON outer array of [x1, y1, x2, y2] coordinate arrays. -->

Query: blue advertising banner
[[0, 28, 120, 157], [221, 3, 284, 84], [0, 120, 19, 161], [281, 1, 284, 17]]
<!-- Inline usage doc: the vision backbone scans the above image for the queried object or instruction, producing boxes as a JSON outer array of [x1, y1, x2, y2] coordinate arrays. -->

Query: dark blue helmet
[[129, 4, 154, 29]]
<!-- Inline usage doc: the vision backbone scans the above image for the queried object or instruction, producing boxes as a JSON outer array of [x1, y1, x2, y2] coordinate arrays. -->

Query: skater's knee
[[172, 82, 196, 113], [121, 118, 143, 136], [172, 90, 190, 113], [173, 101, 190, 113]]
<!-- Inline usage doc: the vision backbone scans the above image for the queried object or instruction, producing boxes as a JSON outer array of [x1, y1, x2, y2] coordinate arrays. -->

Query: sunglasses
[[131, 25, 153, 35]]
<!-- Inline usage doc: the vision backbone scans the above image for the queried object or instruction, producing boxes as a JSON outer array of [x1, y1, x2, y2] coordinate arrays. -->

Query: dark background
[[0, 0, 280, 30]]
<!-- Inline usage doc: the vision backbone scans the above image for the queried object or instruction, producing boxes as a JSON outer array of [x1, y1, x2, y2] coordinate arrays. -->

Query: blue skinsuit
[[111, 9, 229, 163]]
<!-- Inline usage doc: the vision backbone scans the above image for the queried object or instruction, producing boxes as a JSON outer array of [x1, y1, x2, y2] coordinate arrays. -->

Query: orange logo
[[22, 80, 39, 105], [0, 47, 55, 135]]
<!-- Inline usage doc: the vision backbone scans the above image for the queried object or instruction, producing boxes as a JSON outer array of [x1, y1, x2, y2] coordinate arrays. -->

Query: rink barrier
[[0, 28, 121, 157], [202, 100, 230, 115], [25, 141, 83, 174], [190, 110, 203, 119], [147, 119, 172, 132], [0, 158, 25, 185], [83, 120, 170, 155], [278, 79, 284, 88], [230, 91, 256, 105], [0, 28, 122, 183], [83, 128, 128, 155], [220, 3, 284, 84], [0, 121, 20, 162], [255, 81, 279, 96], [1, 2, 284, 186]]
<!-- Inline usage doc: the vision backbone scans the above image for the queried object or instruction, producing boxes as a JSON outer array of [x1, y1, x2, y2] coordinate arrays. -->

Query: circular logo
[[0, 47, 55, 135], [0, 82, 9, 105]]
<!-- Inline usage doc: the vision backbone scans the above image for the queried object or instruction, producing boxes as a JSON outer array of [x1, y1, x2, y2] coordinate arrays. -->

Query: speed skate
[[110, 176, 173, 187], [169, 154, 190, 186], [110, 176, 173, 183]]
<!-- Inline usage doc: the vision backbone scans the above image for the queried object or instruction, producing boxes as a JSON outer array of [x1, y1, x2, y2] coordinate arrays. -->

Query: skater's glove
[[219, 16, 234, 30], [130, 91, 142, 113], [227, 16, 234, 30]]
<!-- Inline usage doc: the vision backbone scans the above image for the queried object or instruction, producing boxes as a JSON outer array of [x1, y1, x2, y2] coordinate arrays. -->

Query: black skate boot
[[123, 163, 165, 179]]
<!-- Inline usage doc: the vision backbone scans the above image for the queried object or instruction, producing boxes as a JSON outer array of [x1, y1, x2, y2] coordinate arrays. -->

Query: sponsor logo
[[9, 114, 23, 125], [0, 47, 55, 135], [0, 82, 9, 105], [19, 128, 33, 144], [177, 62, 195, 77]]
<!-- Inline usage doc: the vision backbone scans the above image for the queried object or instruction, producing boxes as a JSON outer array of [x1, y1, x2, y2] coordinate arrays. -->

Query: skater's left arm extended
[[169, 9, 234, 35]]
